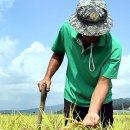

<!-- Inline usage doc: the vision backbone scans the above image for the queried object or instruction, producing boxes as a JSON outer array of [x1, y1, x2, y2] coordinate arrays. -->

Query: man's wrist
[[88, 108, 99, 114], [44, 75, 51, 80]]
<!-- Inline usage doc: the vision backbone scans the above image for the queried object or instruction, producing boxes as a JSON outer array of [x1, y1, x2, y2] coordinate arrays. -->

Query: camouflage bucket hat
[[69, 0, 113, 36]]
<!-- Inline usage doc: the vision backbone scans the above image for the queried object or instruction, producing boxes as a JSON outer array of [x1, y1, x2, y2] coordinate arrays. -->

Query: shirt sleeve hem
[[100, 74, 117, 79], [51, 47, 65, 54]]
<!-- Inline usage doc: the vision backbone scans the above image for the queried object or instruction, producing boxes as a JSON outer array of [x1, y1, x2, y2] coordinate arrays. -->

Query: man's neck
[[79, 35, 100, 49]]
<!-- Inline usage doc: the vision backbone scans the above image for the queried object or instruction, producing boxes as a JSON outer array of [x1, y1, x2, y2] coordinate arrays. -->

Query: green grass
[[0, 113, 130, 130]]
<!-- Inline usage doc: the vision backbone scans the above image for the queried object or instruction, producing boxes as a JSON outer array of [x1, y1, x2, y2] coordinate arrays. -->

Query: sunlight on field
[[0, 113, 130, 130]]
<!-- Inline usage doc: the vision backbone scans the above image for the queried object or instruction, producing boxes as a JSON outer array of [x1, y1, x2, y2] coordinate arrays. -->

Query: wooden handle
[[37, 84, 47, 129]]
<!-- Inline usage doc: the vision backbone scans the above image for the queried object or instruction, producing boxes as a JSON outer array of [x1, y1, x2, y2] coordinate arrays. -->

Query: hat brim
[[69, 12, 113, 36]]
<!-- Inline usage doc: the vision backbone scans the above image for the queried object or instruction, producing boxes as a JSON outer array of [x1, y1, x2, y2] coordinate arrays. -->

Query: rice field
[[0, 112, 130, 130]]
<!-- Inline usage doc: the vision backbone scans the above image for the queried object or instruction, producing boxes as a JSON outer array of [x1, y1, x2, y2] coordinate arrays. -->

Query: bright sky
[[0, 0, 130, 110]]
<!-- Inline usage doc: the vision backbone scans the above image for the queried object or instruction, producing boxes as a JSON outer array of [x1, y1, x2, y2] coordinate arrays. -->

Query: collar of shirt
[[72, 31, 106, 49]]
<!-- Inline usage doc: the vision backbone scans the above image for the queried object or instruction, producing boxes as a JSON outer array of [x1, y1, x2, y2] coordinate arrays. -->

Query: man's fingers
[[85, 120, 92, 126], [37, 82, 47, 92], [94, 116, 99, 125], [83, 118, 92, 126], [83, 115, 99, 127], [43, 83, 50, 93], [45, 87, 50, 92], [38, 82, 42, 92], [38, 80, 51, 93], [45, 84, 50, 92]]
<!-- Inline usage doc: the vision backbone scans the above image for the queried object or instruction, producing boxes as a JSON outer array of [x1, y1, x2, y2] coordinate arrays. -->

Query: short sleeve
[[51, 26, 65, 54], [100, 47, 122, 79]]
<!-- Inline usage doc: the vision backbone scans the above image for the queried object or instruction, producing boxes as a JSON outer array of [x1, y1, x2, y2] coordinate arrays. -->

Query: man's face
[[81, 35, 100, 43]]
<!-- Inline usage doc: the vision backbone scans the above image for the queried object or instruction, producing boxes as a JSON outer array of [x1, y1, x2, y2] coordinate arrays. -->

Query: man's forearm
[[44, 52, 64, 79], [88, 76, 110, 114]]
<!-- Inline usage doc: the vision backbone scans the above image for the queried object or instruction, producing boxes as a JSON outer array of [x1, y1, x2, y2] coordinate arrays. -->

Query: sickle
[[37, 84, 47, 130]]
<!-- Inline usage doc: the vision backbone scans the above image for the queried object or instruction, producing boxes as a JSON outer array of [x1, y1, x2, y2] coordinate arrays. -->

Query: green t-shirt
[[51, 21, 122, 107]]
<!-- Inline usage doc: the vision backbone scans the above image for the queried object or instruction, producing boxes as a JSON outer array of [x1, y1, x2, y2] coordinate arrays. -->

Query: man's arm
[[38, 52, 64, 92], [83, 76, 110, 127]]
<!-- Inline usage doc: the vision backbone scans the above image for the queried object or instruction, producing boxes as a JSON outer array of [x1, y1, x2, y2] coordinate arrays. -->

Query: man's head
[[69, 0, 113, 36]]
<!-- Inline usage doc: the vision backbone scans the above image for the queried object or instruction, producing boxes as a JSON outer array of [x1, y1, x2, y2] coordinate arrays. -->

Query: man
[[38, 0, 122, 128]]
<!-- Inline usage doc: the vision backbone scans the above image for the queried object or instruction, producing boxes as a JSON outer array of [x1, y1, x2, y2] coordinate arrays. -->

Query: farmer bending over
[[38, 0, 122, 128]]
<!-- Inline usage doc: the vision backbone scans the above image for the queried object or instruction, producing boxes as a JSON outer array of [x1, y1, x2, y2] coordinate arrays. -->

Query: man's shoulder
[[62, 20, 71, 28], [61, 20, 76, 32], [106, 32, 122, 49], [60, 20, 78, 38]]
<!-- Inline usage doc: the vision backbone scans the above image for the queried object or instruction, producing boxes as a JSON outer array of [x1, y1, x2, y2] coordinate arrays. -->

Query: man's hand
[[82, 112, 99, 127], [38, 78, 51, 92], [82, 76, 110, 127]]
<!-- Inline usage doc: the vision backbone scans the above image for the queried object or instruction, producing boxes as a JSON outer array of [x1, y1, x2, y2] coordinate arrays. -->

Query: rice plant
[[0, 112, 130, 130]]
